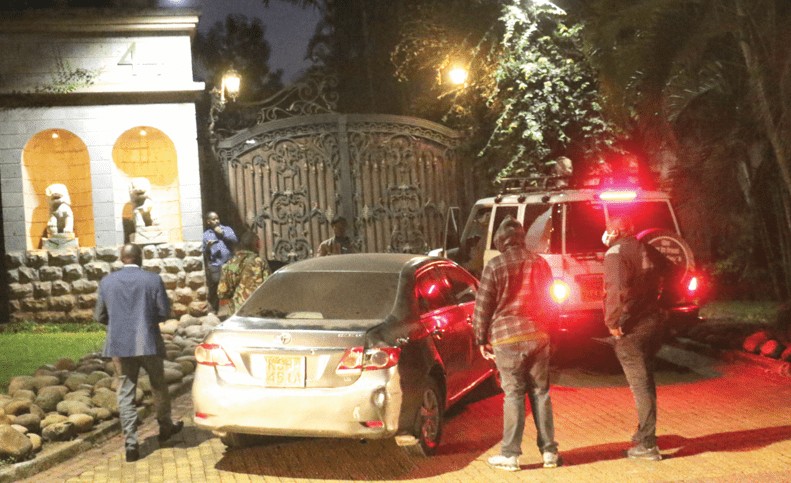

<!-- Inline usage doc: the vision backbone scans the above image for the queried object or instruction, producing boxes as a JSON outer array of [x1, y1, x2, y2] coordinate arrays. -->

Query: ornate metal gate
[[215, 82, 463, 264]]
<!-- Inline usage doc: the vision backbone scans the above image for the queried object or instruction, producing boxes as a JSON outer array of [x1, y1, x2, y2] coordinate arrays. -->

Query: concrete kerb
[[0, 375, 195, 483]]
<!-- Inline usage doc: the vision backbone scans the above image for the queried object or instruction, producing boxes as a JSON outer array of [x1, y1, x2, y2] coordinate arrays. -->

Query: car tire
[[220, 432, 257, 448], [404, 378, 444, 457], [637, 228, 695, 273]]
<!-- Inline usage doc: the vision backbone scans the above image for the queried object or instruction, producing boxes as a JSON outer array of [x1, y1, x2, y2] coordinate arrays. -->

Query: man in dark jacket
[[473, 216, 559, 472], [203, 211, 238, 313], [95, 244, 183, 462], [603, 213, 671, 461]]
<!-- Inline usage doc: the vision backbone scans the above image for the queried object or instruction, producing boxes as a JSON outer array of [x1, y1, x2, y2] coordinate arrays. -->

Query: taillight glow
[[362, 420, 385, 428], [550, 280, 571, 304], [195, 343, 234, 367], [598, 190, 637, 202], [336, 346, 401, 374], [686, 276, 699, 294]]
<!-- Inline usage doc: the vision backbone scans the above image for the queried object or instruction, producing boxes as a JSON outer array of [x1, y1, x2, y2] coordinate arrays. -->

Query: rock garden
[[0, 313, 219, 465]]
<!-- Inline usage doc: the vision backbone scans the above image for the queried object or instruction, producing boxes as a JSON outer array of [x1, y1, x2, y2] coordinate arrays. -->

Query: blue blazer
[[95, 266, 170, 357]]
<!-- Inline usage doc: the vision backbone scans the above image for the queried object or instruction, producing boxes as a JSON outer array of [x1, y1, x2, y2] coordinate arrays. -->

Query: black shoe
[[158, 420, 184, 443], [627, 444, 662, 461], [125, 446, 140, 463]]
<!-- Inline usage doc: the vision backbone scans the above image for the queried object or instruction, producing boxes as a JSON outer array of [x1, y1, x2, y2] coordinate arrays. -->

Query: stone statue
[[42, 183, 78, 249], [127, 177, 167, 245], [129, 177, 159, 229]]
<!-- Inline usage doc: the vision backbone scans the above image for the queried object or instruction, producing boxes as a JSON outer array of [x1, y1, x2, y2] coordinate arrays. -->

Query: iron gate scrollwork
[[216, 90, 462, 265]]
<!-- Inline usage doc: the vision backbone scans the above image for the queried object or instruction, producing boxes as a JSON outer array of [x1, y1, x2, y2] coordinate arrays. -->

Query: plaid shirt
[[473, 245, 555, 346]]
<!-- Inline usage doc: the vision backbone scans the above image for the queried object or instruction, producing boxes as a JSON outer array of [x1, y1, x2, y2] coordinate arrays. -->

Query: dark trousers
[[206, 265, 221, 313], [493, 336, 558, 457], [614, 312, 663, 448], [117, 355, 175, 451]]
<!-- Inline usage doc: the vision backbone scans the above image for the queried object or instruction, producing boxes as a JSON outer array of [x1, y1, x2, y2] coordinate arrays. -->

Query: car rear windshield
[[552, 200, 677, 254], [236, 271, 400, 321]]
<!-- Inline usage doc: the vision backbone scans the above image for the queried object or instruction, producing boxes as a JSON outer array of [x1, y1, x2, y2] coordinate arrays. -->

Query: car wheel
[[405, 379, 444, 457], [220, 432, 257, 448]]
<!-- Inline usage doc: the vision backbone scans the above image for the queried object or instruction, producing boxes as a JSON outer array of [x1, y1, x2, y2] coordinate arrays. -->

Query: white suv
[[438, 176, 701, 342]]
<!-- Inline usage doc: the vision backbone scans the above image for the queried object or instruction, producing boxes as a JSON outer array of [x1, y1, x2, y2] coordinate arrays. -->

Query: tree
[[394, 0, 617, 184], [578, 0, 791, 298], [193, 14, 284, 104]]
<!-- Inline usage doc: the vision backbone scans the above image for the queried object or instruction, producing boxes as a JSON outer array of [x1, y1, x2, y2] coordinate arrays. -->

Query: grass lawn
[[0, 331, 106, 393], [700, 300, 782, 325]]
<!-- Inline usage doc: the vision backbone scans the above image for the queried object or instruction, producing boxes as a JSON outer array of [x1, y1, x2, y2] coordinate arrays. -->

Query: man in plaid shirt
[[473, 215, 559, 472]]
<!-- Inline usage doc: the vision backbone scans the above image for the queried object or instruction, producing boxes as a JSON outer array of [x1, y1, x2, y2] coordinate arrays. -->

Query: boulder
[[91, 388, 119, 415], [11, 389, 35, 402], [35, 386, 69, 412], [183, 324, 209, 340], [87, 370, 111, 385], [760, 339, 786, 359], [0, 424, 33, 461], [12, 414, 41, 434], [28, 433, 43, 452], [32, 375, 61, 391], [7, 376, 36, 394], [160, 319, 179, 335], [94, 377, 114, 390], [54, 358, 77, 371], [743, 331, 770, 353], [67, 414, 95, 433], [64, 373, 90, 391], [4, 399, 32, 416], [63, 393, 93, 407], [41, 414, 68, 429], [201, 312, 221, 327], [42, 421, 76, 442], [163, 368, 184, 384], [56, 400, 93, 417], [29, 404, 45, 419], [87, 407, 113, 422], [11, 424, 28, 434]]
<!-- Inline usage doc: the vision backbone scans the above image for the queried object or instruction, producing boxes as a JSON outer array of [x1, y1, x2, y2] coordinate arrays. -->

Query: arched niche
[[112, 126, 183, 243], [22, 129, 96, 249]]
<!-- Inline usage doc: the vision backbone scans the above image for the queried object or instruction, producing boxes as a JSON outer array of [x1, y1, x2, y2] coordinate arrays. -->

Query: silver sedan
[[192, 253, 497, 456]]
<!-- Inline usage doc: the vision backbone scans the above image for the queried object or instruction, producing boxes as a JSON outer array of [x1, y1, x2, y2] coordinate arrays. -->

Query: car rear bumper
[[192, 365, 403, 439]]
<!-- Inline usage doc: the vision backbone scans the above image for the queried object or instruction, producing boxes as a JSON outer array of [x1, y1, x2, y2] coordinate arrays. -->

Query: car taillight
[[686, 275, 699, 295], [550, 279, 570, 304], [598, 190, 637, 202], [335, 346, 400, 375], [195, 343, 234, 367]]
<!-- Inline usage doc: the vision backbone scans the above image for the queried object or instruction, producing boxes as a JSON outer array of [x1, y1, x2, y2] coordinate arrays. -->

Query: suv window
[[560, 201, 606, 254], [607, 201, 676, 233], [489, 206, 519, 249]]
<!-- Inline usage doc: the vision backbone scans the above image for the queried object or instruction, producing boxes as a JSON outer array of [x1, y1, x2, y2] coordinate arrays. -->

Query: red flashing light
[[550, 280, 570, 304], [686, 275, 699, 294], [598, 190, 637, 202]]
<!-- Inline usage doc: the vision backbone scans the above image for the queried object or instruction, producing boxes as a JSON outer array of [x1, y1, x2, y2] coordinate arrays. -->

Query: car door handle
[[431, 328, 443, 340], [466, 316, 473, 325]]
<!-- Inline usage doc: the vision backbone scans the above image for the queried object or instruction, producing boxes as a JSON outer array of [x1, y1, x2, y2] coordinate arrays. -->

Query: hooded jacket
[[472, 216, 556, 346]]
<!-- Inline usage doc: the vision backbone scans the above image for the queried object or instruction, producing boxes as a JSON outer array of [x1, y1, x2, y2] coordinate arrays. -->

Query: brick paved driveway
[[24, 346, 791, 482]]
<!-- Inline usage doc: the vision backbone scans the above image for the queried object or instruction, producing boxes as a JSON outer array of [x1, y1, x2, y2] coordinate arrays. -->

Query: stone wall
[[4, 243, 208, 323]]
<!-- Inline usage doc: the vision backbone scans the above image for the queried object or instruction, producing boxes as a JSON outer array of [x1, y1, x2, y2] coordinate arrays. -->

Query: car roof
[[277, 253, 433, 274]]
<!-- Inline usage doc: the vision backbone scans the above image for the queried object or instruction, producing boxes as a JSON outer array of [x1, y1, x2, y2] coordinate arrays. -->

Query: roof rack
[[497, 175, 572, 194]]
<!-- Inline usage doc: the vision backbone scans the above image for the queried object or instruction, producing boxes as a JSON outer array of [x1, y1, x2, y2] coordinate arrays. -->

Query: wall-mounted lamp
[[209, 68, 243, 151]]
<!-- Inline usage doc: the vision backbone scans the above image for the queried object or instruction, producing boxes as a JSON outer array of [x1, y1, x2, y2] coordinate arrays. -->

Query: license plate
[[250, 354, 305, 387], [577, 275, 603, 302]]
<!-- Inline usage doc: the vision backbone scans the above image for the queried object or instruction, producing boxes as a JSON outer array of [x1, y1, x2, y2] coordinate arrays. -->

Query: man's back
[[97, 267, 169, 358]]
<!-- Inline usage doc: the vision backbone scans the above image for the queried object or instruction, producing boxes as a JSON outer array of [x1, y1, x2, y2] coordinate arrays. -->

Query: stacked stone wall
[[3, 243, 208, 323]]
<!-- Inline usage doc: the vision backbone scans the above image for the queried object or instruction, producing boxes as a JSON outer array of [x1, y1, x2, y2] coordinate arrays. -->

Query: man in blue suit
[[94, 244, 183, 463]]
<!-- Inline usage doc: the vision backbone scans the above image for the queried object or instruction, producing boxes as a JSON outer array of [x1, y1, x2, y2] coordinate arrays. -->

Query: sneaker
[[125, 445, 140, 463], [627, 444, 662, 461], [543, 451, 561, 468], [158, 420, 184, 443], [487, 454, 520, 472]]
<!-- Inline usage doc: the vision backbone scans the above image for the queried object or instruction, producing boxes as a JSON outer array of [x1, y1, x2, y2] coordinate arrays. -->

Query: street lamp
[[448, 66, 469, 86], [208, 68, 242, 149]]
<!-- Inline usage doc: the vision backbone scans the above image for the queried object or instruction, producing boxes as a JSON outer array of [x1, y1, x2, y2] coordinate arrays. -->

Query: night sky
[[159, 0, 321, 81]]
